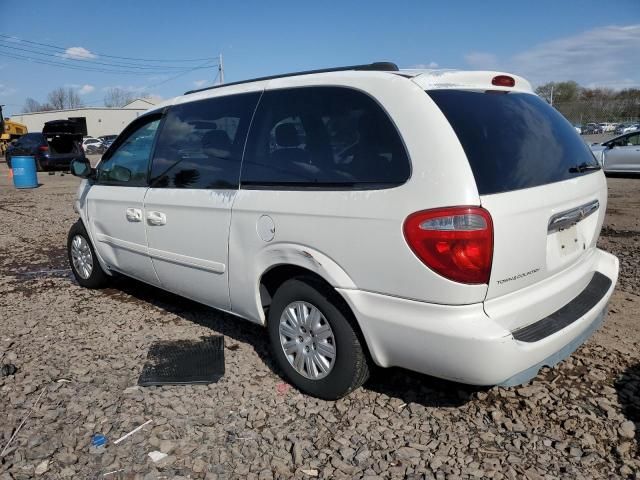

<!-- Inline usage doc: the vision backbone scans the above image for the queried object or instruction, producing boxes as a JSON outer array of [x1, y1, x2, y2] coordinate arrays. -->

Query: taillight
[[38, 145, 49, 151], [403, 207, 493, 284], [491, 75, 515, 87]]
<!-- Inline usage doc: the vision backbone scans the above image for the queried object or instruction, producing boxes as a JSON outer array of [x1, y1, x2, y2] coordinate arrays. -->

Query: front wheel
[[267, 276, 370, 399], [67, 220, 110, 288]]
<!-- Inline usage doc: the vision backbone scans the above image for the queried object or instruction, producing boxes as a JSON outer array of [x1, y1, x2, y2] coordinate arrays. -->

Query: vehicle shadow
[[615, 363, 640, 446], [105, 275, 479, 407]]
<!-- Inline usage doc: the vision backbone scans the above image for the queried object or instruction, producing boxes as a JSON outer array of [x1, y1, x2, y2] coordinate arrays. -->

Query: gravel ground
[[0, 163, 639, 479]]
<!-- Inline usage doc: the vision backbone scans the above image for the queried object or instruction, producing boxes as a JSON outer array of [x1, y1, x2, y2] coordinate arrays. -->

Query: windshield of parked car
[[427, 90, 600, 195]]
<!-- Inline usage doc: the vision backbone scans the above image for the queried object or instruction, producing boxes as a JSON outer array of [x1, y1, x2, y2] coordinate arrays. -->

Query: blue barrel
[[11, 156, 38, 189]]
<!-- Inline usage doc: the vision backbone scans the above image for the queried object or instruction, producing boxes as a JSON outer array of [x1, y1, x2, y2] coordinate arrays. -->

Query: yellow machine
[[0, 105, 28, 156]]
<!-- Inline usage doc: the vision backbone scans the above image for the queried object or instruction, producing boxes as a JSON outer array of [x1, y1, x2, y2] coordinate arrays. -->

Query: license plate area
[[546, 221, 592, 271], [546, 199, 599, 271], [556, 225, 583, 256]]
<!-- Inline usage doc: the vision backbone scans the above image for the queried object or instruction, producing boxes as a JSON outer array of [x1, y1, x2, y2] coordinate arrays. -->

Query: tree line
[[22, 87, 144, 112], [535, 81, 640, 124]]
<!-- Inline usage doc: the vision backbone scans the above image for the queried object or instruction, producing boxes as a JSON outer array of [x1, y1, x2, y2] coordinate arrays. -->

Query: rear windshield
[[427, 90, 599, 195]]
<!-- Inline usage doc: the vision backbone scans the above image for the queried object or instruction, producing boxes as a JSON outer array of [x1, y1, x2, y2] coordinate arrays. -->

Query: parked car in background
[[614, 123, 638, 135], [67, 63, 618, 399], [598, 123, 616, 133], [590, 131, 640, 173], [82, 137, 104, 154], [573, 124, 582, 134], [583, 123, 603, 135], [6, 123, 86, 171], [98, 135, 117, 150]]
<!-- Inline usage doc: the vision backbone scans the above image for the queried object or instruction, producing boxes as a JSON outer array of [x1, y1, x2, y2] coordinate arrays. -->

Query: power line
[[146, 60, 219, 89], [0, 33, 218, 63], [0, 50, 214, 76], [0, 40, 212, 71]]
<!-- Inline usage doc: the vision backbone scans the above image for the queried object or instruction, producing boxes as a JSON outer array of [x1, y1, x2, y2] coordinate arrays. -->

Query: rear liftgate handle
[[147, 211, 167, 226]]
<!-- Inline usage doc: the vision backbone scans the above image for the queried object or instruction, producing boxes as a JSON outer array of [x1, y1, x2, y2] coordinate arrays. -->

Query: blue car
[[6, 121, 86, 171]]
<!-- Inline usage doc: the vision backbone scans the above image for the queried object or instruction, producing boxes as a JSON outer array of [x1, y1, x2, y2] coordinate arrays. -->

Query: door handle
[[125, 208, 142, 222], [147, 211, 167, 226]]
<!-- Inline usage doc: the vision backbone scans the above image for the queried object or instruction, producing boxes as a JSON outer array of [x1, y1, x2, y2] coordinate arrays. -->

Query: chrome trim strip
[[548, 200, 599, 233]]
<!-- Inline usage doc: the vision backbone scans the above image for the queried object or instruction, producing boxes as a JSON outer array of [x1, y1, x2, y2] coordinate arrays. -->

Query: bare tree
[[46, 87, 84, 110], [66, 88, 84, 108], [104, 87, 136, 108], [22, 97, 42, 113], [47, 87, 66, 110]]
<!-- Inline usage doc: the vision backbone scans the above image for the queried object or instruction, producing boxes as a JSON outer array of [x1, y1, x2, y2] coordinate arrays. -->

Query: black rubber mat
[[138, 336, 225, 386]]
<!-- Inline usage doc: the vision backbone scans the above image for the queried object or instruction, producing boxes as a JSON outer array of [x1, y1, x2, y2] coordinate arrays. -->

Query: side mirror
[[70, 158, 94, 178]]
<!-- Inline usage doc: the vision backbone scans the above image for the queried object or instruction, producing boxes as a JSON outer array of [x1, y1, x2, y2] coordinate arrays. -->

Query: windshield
[[427, 90, 599, 195]]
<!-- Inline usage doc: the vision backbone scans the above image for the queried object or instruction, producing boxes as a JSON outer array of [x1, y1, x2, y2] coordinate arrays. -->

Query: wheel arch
[[249, 244, 357, 323], [70, 216, 113, 277], [259, 262, 375, 368]]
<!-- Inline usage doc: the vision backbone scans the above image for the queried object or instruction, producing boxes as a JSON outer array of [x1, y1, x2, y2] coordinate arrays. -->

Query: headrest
[[275, 123, 300, 147]]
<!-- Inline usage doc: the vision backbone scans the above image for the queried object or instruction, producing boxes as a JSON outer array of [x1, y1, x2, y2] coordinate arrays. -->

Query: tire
[[35, 159, 43, 172], [267, 276, 370, 399], [67, 220, 110, 289]]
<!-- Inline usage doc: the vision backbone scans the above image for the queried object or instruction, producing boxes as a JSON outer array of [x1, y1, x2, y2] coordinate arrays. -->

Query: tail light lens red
[[403, 207, 493, 284], [491, 75, 515, 87], [38, 145, 49, 151]]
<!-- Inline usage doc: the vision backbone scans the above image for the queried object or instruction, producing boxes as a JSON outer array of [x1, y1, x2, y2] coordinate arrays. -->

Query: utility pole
[[550, 84, 554, 106], [218, 53, 224, 85]]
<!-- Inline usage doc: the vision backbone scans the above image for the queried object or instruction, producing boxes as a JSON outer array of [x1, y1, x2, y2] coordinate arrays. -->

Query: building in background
[[9, 98, 157, 138]]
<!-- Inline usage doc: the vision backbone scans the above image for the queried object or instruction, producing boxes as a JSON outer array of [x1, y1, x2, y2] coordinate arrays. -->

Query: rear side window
[[428, 90, 600, 195], [21, 133, 43, 147], [241, 87, 410, 188], [150, 92, 260, 189]]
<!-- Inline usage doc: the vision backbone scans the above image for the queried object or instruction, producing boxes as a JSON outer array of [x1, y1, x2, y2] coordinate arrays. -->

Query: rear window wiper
[[569, 163, 601, 173]]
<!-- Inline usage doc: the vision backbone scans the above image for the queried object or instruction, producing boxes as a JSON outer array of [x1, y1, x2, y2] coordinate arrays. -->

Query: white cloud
[[512, 24, 640, 88], [65, 83, 95, 95], [410, 62, 439, 69], [78, 84, 95, 95], [0, 84, 16, 96], [462, 24, 640, 88], [59, 46, 97, 60], [102, 85, 148, 93], [193, 79, 208, 87], [464, 52, 498, 69]]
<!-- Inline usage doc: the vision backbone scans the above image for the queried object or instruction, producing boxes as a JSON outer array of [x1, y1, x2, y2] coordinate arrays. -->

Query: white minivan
[[68, 62, 619, 399]]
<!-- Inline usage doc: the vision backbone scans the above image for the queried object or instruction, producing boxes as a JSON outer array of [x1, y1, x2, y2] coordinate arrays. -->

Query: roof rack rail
[[184, 61, 399, 95]]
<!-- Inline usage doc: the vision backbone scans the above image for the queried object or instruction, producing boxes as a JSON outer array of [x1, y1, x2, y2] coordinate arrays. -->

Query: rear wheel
[[67, 220, 110, 288], [267, 276, 370, 399]]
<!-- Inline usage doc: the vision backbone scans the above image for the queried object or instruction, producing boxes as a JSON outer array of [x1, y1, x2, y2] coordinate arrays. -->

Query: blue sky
[[1, 0, 639, 116]]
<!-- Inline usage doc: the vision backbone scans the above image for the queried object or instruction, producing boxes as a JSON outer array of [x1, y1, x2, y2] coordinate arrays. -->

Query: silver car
[[590, 131, 640, 173]]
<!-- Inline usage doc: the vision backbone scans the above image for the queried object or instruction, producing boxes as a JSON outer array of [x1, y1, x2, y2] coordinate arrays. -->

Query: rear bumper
[[339, 248, 619, 386]]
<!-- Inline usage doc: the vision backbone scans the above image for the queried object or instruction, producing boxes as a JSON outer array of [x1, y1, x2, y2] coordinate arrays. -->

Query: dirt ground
[[0, 161, 639, 479]]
